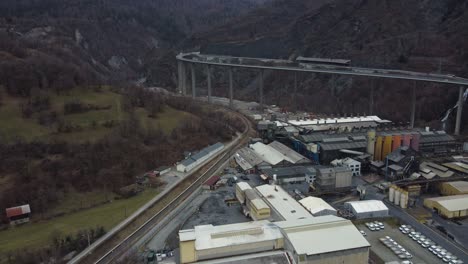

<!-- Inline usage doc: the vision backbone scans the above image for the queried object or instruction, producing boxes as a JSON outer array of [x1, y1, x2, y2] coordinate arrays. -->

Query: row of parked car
[[365, 221, 385, 231], [380, 235, 413, 260], [399, 224, 464, 264]]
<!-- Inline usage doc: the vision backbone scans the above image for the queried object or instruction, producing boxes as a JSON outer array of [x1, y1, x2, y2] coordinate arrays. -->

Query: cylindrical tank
[[367, 130, 376, 159], [402, 134, 411, 146], [375, 136, 383, 161], [389, 185, 395, 203], [394, 188, 401, 206], [382, 135, 393, 159], [392, 135, 402, 151], [411, 133, 420, 151], [400, 191, 408, 209]]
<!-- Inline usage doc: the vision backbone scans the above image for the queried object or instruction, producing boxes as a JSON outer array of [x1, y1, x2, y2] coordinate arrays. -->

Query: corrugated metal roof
[[204, 142, 224, 153], [319, 141, 367, 151], [425, 195, 468, 211], [344, 200, 388, 214], [299, 197, 336, 215], [443, 162, 468, 174], [204, 175, 220, 186], [195, 251, 291, 264], [442, 181, 468, 193], [322, 137, 350, 143], [5, 204, 30, 218], [181, 157, 196, 166], [191, 150, 210, 161], [261, 166, 316, 179], [268, 141, 309, 164], [250, 142, 286, 165], [256, 184, 313, 221], [275, 216, 370, 255], [420, 162, 454, 178], [388, 164, 403, 171], [235, 147, 265, 171]]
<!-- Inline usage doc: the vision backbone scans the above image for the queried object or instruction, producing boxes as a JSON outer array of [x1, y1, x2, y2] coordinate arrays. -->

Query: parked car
[[359, 230, 367, 236]]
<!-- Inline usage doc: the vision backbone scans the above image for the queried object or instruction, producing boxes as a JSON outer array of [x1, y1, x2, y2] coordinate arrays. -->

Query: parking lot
[[358, 221, 444, 264]]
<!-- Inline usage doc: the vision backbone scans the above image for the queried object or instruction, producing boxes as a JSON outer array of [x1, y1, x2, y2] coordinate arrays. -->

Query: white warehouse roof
[[179, 220, 283, 250], [425, 194, 468, 211], [299, 197, 336, 215], [256, 184, 312, 221], [288, 115, 384, 126], [250, 142, 287, 165], [345, 200, 388, 213], [275, 215, 370, 256], [268, 141, 310, 164]]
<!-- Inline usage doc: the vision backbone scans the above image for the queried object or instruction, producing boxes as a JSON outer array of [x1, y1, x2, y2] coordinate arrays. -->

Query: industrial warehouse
[[179, 182, 371, 264], [141, 103, 468, 264]]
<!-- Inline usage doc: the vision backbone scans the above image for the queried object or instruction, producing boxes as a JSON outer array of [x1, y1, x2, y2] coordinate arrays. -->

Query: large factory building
[[179, 216, 370, 264], [424, 194, 468, 219]]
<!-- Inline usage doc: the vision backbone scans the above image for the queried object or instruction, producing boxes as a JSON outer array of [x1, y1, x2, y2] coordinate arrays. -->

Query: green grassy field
[[0, 87, 190, 143], [0, 188, 159, 256]]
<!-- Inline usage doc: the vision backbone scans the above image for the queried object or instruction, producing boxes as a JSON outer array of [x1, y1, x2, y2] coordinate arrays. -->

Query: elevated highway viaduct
[[177, 52, 468, 135]]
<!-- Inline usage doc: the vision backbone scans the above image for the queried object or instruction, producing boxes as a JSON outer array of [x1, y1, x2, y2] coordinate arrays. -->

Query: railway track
[[70, 108, 254, 264]]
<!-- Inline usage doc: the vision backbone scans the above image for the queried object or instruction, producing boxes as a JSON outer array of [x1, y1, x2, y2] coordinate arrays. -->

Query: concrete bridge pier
[[410, 82, 416, 128], [177, 61, 184, 94], [229, 67, 234, 108], [206, 65, 212, 103], [455, 86, 464, 135], [191, 63, 196, 98]]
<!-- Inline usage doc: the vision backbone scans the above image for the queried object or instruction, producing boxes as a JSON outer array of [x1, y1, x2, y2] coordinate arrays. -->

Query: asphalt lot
[[386, 201, 468, 262], [358, 222, 444, 264]]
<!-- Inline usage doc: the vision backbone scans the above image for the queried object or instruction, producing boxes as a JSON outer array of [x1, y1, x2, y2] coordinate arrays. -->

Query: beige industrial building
[[179, 221, 284, 263], [424, 194, 468, 219], [235, 182, 252, 204], [439, 181, 468, 196], [315, 166, 353, 190], [256, 184, 312, 221], [344, 200, 389, 219], [245, 189, 270, 220], [299, 197, 337, 216], [276, 216, 370, 264], [179, 216, 370, 264]]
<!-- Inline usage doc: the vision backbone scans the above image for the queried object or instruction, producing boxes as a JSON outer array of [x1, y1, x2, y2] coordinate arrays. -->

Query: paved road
[[177, 52, 468, 86], [385, 201, 468, 262]]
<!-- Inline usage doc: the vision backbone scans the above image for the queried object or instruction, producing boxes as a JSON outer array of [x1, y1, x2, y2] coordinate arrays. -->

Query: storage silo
[[400, 191, 408, 209], [411, 133, 420, 151], [389, 185, 395, 203], [392, 135, 402, 151], [367, 130, 376, 159], [375, 136, 383, 161], [402, 134, 411, 147], [394, 188, 401, 206], [382, 135, 393, 160]]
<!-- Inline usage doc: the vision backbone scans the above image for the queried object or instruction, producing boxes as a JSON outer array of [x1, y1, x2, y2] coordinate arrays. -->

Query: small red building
[[6, 204, 31, 225], [203, 176, 220, 190]]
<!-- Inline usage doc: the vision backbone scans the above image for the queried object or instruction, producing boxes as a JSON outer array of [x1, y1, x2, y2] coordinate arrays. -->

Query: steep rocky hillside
[[191, 0, 468, 132], [0, 0, 270, 93]]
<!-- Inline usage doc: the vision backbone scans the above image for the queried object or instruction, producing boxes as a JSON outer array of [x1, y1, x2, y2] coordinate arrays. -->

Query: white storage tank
[[400, 191, 408, 209], [389, 186, 395, 203], [394, 188, 401, 206]]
